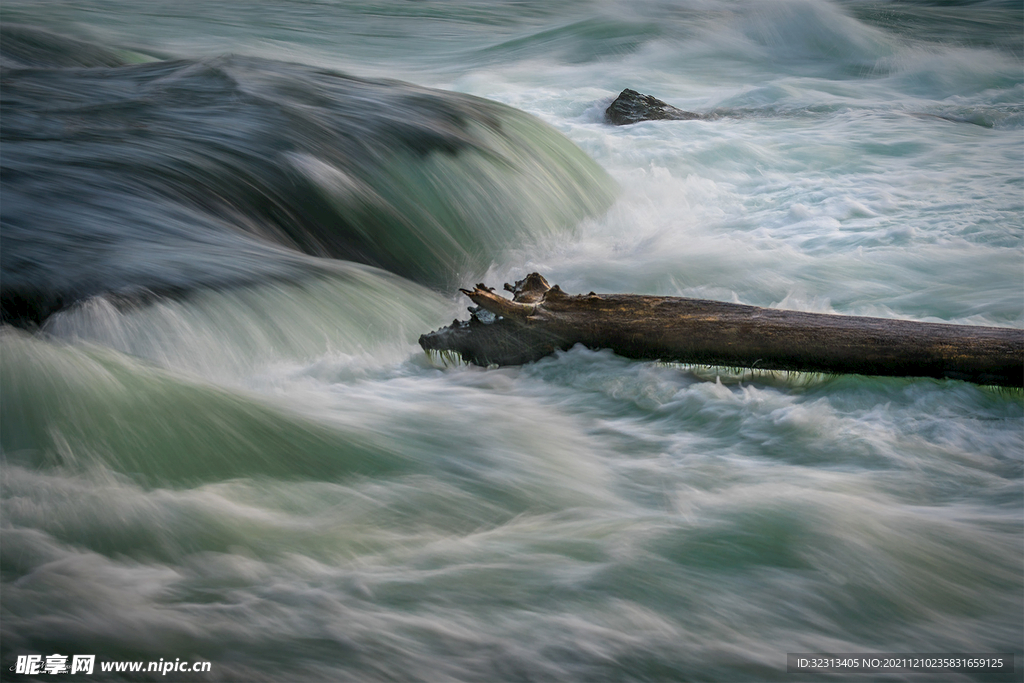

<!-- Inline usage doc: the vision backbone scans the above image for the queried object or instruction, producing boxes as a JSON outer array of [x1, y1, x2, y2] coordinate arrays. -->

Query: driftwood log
[[419, 273, 1023, 387]]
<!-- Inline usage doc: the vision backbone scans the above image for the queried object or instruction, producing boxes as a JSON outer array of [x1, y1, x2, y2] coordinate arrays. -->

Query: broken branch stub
[[418, 273, 1024, 387]]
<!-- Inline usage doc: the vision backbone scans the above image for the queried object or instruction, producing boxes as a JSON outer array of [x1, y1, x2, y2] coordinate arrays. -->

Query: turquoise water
[[2, 1, 1022, 680]]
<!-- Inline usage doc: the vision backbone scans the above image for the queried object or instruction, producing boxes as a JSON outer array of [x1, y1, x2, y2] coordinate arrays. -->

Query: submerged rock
[[1, 30, 615, 327], [605, 88, 702, 125]]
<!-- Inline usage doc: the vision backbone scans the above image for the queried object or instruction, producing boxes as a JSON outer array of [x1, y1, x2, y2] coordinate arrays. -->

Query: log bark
[[419, 273, 1024, 387]]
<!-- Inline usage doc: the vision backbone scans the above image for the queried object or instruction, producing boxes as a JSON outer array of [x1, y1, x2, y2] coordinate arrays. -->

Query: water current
[[1, 1, 1022, 680]]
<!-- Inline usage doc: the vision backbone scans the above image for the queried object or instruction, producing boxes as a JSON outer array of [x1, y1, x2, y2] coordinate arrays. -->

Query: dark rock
[[605, 89, 702, 125]]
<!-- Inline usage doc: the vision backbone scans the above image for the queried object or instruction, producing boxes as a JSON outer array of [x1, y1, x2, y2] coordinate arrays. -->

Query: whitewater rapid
[[2, 1, 1021, 681]]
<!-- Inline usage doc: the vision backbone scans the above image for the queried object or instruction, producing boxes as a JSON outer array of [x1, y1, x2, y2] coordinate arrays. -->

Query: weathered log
[[419, 273, 1024, 387]]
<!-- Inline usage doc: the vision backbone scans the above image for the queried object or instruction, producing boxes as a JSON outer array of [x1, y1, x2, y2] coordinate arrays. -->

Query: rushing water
[[1, 1, 1022, 681]]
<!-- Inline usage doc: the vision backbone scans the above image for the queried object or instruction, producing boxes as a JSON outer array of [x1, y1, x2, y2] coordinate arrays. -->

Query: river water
[[1, 1, 1022, 680]]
